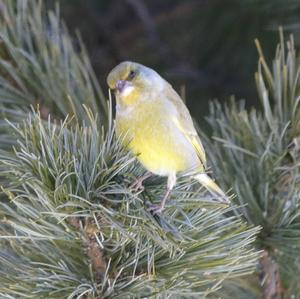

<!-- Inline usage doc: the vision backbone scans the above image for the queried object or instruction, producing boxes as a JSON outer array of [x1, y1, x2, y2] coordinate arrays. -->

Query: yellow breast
[[115, 97, 198, 176]]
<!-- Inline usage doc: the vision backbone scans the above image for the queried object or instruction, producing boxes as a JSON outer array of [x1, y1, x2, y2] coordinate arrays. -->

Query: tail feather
[[194, 173, 230, 203]]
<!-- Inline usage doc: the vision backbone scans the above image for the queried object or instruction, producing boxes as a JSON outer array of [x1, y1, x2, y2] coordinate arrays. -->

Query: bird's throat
[[117, 88, 139, 106], [120, 85, 134, 97]]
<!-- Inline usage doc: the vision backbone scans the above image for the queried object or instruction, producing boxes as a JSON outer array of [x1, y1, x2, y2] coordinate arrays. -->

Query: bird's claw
[[129, 179, 145, 192], [147, 204, 164, 214]]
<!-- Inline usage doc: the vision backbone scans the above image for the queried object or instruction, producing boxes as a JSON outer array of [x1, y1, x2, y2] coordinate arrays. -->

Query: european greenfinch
[[107, 61, 228, 213]]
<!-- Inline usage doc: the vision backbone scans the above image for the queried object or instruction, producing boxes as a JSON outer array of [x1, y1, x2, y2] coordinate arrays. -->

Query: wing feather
[[165, 83, 207, 168]]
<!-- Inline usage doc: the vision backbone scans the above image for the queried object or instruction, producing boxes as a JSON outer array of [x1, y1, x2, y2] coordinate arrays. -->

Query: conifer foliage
[[0, 0, 281, 298], [205, 32, 300, 298]]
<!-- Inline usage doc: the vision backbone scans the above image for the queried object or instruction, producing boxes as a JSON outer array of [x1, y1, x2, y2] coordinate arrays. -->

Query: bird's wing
[[165, 83, 207, 168]]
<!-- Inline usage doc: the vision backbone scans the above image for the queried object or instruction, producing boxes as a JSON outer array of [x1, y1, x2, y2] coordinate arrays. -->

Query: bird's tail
[[193, 173, 230, 203]]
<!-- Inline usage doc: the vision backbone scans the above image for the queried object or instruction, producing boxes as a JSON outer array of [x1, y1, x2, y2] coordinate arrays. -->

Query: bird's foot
[[147, 203, 164, 214], [129, 178, 145, 192], [129, 172, 152, 192], [146, 187, 170, 214]]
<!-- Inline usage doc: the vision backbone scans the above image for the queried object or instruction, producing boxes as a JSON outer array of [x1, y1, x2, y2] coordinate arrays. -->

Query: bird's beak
[[115, 80, 134, 97], [116, 80, 126, 93]]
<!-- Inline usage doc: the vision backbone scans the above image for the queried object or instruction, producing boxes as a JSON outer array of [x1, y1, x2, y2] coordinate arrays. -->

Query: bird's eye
[[128, 70, 136, 80]]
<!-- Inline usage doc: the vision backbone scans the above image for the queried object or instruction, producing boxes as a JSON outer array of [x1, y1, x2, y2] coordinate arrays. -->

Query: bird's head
[[107, 61, 163, 106]]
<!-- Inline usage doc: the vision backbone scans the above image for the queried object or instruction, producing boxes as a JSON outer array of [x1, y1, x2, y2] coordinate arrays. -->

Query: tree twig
[[260, 251, 282, 299]]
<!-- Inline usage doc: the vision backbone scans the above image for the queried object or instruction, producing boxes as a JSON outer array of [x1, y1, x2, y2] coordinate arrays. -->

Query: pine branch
[[0, 0, 107, 149], [260, 251, 282, 299], [0, 108, 260, 298], [203, 30, 300, 298]]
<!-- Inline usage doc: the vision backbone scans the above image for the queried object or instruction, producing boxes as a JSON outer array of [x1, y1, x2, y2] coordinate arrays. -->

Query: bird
[[107, 61, 229, 213]]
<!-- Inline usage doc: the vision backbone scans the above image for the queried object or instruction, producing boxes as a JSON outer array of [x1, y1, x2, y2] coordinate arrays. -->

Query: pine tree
[[2, 1, 291, 298], [204, 31, 300, 298]]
